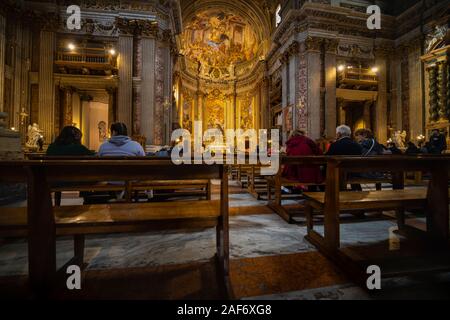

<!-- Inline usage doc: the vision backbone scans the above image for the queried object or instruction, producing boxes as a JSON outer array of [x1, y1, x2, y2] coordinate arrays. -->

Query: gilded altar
[[176, 7, 266, 134]]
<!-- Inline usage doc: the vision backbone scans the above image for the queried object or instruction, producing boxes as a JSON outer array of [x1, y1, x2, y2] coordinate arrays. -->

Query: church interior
[[0, 0, 450, 300]]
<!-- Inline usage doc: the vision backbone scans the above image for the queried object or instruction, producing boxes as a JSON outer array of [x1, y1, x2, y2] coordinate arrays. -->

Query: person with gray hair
[[326, 125, 362, 156], [336, 125, 352, 138]]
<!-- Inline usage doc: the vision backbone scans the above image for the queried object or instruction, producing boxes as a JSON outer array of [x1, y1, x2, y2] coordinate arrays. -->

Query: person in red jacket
[[282, 130, 324, 191]]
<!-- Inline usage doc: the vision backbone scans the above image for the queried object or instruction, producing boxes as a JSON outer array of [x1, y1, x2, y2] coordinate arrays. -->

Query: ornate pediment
[[426, 24, 450, 53]]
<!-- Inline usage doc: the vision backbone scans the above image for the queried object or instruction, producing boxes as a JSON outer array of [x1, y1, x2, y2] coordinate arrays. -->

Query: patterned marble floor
[[0, 181, 449, 299]]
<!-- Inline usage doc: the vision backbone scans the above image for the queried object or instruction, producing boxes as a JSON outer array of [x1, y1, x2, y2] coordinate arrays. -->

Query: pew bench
[[303, 155, 450, 288], [0, 159, 232, 299], [129, 179, 211, 201], [266, 156, 327, 223], [303, 189, 428, 232]]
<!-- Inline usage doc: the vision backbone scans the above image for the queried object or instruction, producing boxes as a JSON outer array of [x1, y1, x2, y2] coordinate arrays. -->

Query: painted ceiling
[[180, 9, 259, 80]]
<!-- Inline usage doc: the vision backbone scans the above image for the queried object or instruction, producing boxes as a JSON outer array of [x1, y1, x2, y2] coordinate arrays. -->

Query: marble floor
[[0, 181, 449, 299]]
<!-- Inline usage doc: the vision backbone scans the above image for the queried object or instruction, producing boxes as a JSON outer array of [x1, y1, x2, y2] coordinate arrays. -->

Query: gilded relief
[[181, 9, 258, 80], [240, 94, 253, 130], [205, 89, 225, 130]]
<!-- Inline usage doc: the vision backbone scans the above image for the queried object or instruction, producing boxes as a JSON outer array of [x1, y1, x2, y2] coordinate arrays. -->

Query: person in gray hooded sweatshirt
[[98, 122, 145, 156]]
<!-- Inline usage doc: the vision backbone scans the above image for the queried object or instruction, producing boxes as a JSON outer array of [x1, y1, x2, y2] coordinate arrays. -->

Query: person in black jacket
[[354, 128, 384, 156], [326, 125, 362, 156], [427, 129, 447, 154], [326, 125, 363, 192]]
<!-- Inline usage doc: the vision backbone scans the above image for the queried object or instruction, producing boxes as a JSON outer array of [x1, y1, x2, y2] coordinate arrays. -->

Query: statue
[[26, 123, 44, 151], [393, 130, 407, 149], [98, 121, 107, 142]]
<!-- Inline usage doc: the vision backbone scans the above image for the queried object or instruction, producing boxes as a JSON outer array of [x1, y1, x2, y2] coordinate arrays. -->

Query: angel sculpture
[[393, 130, 407, 149], [26, 123, 44, 151]]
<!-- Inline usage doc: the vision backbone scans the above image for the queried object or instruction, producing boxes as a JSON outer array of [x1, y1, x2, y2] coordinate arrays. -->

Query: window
[[275, 4, 282, 27]]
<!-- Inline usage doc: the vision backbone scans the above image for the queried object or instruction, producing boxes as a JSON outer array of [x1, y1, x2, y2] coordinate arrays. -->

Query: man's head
[[110, 122, 128, 137], [336, 125, 351, 140]]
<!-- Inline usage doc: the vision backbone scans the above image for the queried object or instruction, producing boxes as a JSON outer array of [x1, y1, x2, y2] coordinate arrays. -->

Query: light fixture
[[10, 127, 15, 131], [68, 43, 75, 51], [371, 66, 379, 73], [109, 48, 116, 56], [347, 65, 353, 69], [337, 65, 345, 72]]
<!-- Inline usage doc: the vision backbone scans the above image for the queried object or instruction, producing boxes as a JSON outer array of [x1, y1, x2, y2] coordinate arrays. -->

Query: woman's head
[[354, 128, 374, 143], [289, 130, 305, 139], [110, 122, 128, 136], [54, 126, 82, 145]]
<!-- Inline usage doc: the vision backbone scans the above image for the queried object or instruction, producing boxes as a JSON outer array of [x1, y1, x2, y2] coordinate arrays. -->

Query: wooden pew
[[266, 156, 327, 223], [236, 164, 253, 188], [130, 179, 211, 201], [303, 155, 450, 287], [0, 159, 232, 298], [28, 156, 211, 204], [267, 156, 405, 223], [244, 164, 270, 200]]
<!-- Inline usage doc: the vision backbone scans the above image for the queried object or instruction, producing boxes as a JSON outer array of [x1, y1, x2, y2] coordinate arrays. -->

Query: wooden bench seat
[[52, 183, 126, 193], [0, 200, 220, 237], [303, 189, 427, 211], [303, 155, 450, 288], [0, 159, 232, 298], [266, 156, 328, 223], [130, 179, 211, 200]]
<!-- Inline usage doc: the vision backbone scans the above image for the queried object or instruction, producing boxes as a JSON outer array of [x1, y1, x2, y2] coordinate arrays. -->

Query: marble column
[[38, 30, 55, 142], [261, 74, 270, 129], [80, 94, 92, 146], [324, 39, 338, 138], [280, 53, 289, 142], [132, 35, 142, 136], [232, 82, 236, 130], [19, 26, 30, 135], [164, 45, 172, 144], [62, 86, 74, 126], [141, 36, 156, 143], [305, 39, 322, 140], [375, 51, 388, 143], [255, 86, 261, 131], [408, 39, 424, 140], [363, 100, 372, 128], [117, 35, 133, 131], [106, 87, 116, 127], [337, 98, 346, 125], [0, 14, 5, 112], [400, 46, 410, 136], [12, 23, 23, 128]]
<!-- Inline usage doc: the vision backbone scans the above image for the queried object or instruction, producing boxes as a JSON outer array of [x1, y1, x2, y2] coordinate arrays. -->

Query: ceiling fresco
[[181, 9, 259, 80]]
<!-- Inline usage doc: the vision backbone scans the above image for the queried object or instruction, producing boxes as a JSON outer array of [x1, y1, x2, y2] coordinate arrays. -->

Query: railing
[[55, 46, 117, 69], [338, 68, 378, 83]]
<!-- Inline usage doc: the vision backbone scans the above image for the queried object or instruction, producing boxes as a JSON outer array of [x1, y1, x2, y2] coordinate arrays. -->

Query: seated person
[[427, 129, 447, 154], [282, 130, 323, 192], [326, 125, 362, 156], [354, 128, 384, 156], [326, 125, 362, 191], [354, 128, 386, 180], [46, 126, 94, 203], [46, 126, 94, 156], [405, 141, 421, 155], [98, 122, 145, 157]]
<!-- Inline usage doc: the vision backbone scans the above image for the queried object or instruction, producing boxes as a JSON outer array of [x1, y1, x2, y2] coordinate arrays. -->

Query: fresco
[[182, 9, 258, 80]]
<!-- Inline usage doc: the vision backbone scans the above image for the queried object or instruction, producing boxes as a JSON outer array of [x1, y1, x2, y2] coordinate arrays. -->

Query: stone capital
[[303, 37, 323, 53], [323, 38, 339, 54]]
